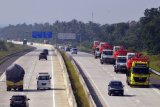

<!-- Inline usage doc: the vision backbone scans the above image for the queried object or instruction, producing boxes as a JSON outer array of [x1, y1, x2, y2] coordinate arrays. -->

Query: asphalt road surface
[[0, 44, 69, 107], [69, 51, 160, 107]]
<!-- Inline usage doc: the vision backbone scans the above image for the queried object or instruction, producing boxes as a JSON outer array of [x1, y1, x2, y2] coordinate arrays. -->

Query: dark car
[[108, 80, 124, 96], [39, 52, 47, 60], [10, 94, 30, 107], [43, 49, 49, 55]]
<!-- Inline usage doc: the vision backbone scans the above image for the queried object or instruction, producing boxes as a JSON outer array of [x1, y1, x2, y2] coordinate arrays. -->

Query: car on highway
[[71, 48, 78, 54], [43, 49, 49, 55], [39, 52, 47, 60], [36, 72, 52, 90], [30, 42, 33, 45], [108, 80, 124, 96], [10, 94, 30, 107]]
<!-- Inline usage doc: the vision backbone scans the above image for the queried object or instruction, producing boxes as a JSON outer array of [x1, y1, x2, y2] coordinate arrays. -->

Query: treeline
[[0, 7, 160, 54], [0, 40, 15, 51]]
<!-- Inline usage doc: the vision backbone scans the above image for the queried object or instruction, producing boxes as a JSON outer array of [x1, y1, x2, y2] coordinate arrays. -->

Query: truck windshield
[[117, 58, 126, 63], [96, 48, 99, 51], [128, 54, 135, 60], [103, 51, 113, 55], [132, 67, 149, 74], [38, 76, 50, 80]]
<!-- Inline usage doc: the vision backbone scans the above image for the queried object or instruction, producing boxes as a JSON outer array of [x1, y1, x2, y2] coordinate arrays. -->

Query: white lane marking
[[51, 53, 56, 107], [0, 73, 5, 81], [152, 87, 160, 95], [26, 58, 37, 89], [113, 76, 116, 80], [75, 58, 110, 107]]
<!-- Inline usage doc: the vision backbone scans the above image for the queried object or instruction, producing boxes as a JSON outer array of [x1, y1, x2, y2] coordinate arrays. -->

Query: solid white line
[[0, 73, 5, 81], [75, 58, 110, 107], [51, 54, 56, 107], [152, 87, 160, 95]]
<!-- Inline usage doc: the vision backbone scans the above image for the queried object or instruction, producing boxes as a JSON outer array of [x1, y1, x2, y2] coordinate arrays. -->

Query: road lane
[[0, 45, 69, 107], [70, 51, 160, 107]]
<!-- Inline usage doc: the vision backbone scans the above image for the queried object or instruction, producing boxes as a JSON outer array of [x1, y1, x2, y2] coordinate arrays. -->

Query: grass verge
[[60, 51, 90, 107], [149, 55, 160, 73]]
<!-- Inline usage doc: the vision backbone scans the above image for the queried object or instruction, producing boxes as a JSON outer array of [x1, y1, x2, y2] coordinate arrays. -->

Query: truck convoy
[[126, 54, 150, 86], [6, 64, 25, 91]]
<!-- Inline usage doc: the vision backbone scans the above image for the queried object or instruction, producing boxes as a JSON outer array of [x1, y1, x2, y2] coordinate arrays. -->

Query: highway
[[0, 44, 69, 107], [69, 51, 160, 107]]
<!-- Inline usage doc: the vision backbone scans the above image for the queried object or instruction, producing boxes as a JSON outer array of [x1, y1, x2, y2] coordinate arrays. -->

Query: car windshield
[[12, 96, 25, 101], [73, 48, 77, 51], [110, 82, 123, 87], [132, 67, 149, 74], [38, 76, 50, 80], [117, 58, 126, 63], [103, 51, 113, 55]]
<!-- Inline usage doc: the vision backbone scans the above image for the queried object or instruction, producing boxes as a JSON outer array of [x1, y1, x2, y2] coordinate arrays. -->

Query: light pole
[[77, 34, 81, 49]]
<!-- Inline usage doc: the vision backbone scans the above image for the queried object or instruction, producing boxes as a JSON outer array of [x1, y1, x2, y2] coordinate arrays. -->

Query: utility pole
[[92, 12, 94, 22]]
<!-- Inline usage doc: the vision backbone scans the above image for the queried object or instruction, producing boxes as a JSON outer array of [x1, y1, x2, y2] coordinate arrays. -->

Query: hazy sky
[[0, 0, 160, 26]]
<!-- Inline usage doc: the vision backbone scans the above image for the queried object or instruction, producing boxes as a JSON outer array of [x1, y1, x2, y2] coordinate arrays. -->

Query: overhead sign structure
[[58, 33, 76, 40], [32, 31, 53, 38]]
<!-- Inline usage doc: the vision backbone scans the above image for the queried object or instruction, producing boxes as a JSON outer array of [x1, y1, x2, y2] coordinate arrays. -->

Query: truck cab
[[94, 47, 100, 58], [37, 72, 52, 90], [100, 49, 114, 64], [126, 52, 135, 61], [114, 56, 127, 73], [126, 61, 150, 86]]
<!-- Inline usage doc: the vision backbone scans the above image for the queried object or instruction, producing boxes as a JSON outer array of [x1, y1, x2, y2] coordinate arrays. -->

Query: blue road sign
[[32, 31, 53, 38]]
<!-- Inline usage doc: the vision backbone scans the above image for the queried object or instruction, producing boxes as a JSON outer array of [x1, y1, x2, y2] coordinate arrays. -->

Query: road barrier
[[150, 68, 160, 76], [70, 57, 96, 107], [0, 48, 35, 65], [55, 48, 77, 107]]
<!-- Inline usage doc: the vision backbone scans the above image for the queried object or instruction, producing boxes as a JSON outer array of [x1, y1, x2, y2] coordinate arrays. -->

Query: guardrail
[[55, 48, 77, 107], [150, 68, 160, 76], [70, 57, 97, 107], [0, 48, 35, 65]]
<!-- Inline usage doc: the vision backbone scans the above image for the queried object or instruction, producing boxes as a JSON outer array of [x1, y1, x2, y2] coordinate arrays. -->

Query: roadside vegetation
[[61, 51, 90, 107], [149, 55, 160, 72], [0, 41, 23, 58]]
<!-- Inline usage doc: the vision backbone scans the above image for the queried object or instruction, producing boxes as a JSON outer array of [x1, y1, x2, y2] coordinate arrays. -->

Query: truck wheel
[[100, 60, 103, 64], [19, 88, 23, 91], [7, 87, 11, 91], [95, 56, 97, 59]]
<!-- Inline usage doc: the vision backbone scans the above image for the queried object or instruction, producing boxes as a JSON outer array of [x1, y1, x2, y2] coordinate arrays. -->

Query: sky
[[0, 0, 160, 26]]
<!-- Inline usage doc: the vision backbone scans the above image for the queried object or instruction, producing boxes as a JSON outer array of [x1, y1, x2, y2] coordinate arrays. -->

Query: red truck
[[126, 53, 149, 70], [99, 42, 113, 55], [113, 48, 128, 60], [93, 41, 100, 53]]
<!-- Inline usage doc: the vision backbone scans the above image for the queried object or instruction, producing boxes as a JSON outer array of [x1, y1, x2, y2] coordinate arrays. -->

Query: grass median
[[60, 51, 90, 107]]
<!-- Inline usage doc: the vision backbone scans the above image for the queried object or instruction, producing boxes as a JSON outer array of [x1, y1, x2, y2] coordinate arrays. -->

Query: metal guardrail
[[150, 68, 160, 76], [55, 48, 77, 107], [70, 58, 97, 107], [0, 48, 35, 65]]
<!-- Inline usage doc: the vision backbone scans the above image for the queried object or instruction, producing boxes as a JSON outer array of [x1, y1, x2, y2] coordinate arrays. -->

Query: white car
[[36, 72, 51, 90], [71, 48, 78, 54]]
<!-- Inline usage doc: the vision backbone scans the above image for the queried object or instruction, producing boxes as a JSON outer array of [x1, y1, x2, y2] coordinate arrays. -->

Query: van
[[36, 72, 51, 90]]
